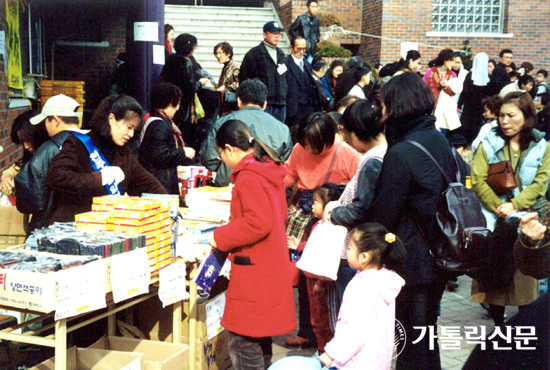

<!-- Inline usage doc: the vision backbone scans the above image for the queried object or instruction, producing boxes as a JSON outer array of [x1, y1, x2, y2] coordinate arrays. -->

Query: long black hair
[[216, 119, 282, 164], [342, 95, 385, 142], [10, 110, 48, 169], [350, 222, 406, 271]]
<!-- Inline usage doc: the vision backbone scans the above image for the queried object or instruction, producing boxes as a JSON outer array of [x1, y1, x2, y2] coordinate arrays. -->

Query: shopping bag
[[194, 93, 205, 121], [296, 221, 347, 281], [285, 204, 316, 242]]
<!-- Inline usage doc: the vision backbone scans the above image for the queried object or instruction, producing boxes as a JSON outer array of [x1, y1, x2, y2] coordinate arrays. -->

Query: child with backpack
[[288, 183, 342, 355], [318, 222, 405, 369]]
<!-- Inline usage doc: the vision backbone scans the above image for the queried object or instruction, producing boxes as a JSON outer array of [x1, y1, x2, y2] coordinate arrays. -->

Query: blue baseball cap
[[263, 21, 284, 33]]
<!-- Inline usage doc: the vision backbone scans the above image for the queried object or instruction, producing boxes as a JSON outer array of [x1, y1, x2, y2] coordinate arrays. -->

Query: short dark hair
[[405, 50, 421, 63], [381, 72, 434, 121], [236, 79, 267, 106], [290, 35, 306, 47], [518, 74, 535, 89], [330, 59, 345, 70], [297, 112, 337, 155], [306, 0, 318, 7], [313, 183, 342, 209], [150, 82, 182, 110], [428, 48, 454, 68], [164, 24, 174, 39], [89, 95, 143, 140], [336, 95, 361, 112], [313, 59, 328, 72], [481, 95, 502, 116], [508, 71, 519, 80], [354, 66, 371, 84], [537, 69, 549, 79], [348, 56, 363, 69], [496, 91, 537, 150], [520, 62, 534, 73], [213, 42, 233, 60], [342, 96, 385, 142], [499, 49, 513, 58], [174, 33, 197, 56], [453, 51, 463, 60], [10, 110, 48, 168], [47, 116, 80, 125]]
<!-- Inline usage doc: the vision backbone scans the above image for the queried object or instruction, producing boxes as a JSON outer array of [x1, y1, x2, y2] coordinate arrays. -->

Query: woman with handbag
[[283, 112, 361, 349], [470, 90, 550, 326], [214, 42, 239, 116], [322, 97, 387, 310]]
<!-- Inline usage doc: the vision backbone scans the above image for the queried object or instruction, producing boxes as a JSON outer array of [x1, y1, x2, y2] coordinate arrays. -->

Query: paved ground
[[270, 275, 519, 370]]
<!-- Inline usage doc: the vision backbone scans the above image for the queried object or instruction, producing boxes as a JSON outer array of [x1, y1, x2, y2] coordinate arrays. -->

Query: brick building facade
[[360, 0, 549, 70], [268, 0, 362, 47]]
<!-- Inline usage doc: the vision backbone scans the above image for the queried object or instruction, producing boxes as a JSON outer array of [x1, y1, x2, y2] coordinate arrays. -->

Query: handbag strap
[[404, 140, 457, 185], [324, 141, 343, 183]]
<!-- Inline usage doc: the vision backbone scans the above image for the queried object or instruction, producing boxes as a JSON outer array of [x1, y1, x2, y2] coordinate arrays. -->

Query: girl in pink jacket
[[319, 223, 406, 370]]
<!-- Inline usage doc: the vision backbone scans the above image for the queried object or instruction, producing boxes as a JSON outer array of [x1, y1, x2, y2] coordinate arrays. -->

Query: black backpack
[[405, 140, 491, 274]]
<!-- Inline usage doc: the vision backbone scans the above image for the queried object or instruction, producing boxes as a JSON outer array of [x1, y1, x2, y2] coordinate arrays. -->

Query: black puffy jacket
[[14, 129, 82, 231]]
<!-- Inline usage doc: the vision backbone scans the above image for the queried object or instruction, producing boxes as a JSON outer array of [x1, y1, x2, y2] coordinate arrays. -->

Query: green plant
[[460, 39, 473, 71], [316, 41, 352, 58], [317, 13, 341, 27]]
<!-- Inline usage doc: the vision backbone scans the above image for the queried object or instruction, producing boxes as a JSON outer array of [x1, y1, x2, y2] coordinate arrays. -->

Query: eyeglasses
[[294, 47, 307, 52]]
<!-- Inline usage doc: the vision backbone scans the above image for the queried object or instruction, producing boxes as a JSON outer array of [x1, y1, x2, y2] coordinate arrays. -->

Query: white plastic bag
[[296, 221, 347, 281]]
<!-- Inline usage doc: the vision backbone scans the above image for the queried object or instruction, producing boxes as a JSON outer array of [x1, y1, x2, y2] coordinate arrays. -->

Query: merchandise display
[[0, 249, 98, 273]]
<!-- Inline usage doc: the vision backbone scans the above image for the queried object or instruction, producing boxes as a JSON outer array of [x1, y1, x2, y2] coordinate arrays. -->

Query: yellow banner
[[6, 0, 23, 89]]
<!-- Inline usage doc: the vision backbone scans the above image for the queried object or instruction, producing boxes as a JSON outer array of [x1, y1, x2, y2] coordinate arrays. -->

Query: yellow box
[[75, 211, 110, 223], [109, 209, 158, 220], [115, 199, 162, 211]]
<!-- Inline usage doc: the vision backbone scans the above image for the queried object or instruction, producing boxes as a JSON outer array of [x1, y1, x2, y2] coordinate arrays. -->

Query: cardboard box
[[148, 329, 230, 370], [89, 336, 189, 370], [136, 292, 230, 370], [0, 206, 26, 248], [28, 346, 144, 370]]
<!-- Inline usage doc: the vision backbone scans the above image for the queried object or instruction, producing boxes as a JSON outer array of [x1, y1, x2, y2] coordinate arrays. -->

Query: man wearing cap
[[14, 94, 86, 232], [239, 21, 288, 123]]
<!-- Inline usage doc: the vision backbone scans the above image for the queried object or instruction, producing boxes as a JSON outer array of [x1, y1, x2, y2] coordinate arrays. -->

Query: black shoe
[[447, 280, 459, 291]]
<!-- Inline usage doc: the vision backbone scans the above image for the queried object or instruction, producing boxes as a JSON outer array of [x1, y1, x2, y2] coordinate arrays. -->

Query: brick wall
[[368, 0, 550, 71], [359, 0, 383, 62], [0, 2, 28, 174], [268, 0, 362, 46]]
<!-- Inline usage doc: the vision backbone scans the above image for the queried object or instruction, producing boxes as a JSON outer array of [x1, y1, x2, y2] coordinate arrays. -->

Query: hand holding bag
[[486, 146, 517, 195]]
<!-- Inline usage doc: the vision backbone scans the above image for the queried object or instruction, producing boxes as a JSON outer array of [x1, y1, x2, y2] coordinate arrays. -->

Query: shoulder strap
[[140, 116, 163, 143], [403, 140, 456, 185], [324, 141, 343, 183], [70, 133, 121, 195]]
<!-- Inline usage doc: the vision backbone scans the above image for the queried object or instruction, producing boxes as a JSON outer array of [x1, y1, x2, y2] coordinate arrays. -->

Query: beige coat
[[470, 269, 539, 306]]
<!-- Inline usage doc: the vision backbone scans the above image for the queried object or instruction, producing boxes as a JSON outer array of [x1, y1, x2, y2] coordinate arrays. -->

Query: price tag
[[55, 260, 106, 320], [159, 260, 189, 307], [110, 249, 150, 303]]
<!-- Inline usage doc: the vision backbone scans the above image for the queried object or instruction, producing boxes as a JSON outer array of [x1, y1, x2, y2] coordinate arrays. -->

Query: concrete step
[[165, 5, 274, 14], [165, 4, 289, 81]]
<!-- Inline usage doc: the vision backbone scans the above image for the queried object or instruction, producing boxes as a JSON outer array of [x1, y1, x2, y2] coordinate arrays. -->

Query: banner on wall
[[6, 0, 23, 90]]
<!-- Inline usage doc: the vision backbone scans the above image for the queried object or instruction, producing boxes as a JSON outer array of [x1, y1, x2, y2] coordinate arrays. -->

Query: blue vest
[[480, 129, 547, 229]]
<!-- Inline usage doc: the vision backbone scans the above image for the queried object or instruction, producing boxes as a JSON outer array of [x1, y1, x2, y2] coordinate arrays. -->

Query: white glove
[[101, 166, 125, 186]]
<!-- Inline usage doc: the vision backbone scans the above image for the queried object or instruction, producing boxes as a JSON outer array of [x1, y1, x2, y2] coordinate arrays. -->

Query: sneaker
[[285, 336, 315, 348]]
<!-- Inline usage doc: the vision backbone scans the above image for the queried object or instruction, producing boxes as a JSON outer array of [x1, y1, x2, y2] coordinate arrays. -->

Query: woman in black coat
[[139, 83, 195, 195], [160, 34, 209, 148], [367, 72, 457, 370]]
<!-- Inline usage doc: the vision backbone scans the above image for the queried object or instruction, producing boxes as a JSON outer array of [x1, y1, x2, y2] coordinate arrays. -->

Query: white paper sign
[[206, 293, 226, 339], [158, 260, 190, 307], [153, 44, 165, 65], [55, 260, 106, 320], [401, 42, 419, 59], [110, 249, 151, 303], [134, 22, 159, 42]]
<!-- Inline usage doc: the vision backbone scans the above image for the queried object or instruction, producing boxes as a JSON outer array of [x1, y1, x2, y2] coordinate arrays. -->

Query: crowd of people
[[1, 1, 550, 368]]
